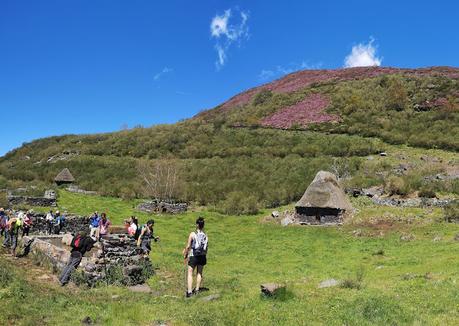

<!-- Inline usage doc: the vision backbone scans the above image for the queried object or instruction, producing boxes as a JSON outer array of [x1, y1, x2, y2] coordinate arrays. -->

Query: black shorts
[[188, 255, 207, 268]]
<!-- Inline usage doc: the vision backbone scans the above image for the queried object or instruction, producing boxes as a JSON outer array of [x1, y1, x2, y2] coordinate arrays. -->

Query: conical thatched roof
[[54, 168, 75, 183], [295, 171, 352, 211]]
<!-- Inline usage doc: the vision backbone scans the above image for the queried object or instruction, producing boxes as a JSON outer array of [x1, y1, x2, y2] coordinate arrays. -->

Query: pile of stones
[[28, 213, 89, 235], [81, 234, 153, 286], [137, 200, 187, 214]]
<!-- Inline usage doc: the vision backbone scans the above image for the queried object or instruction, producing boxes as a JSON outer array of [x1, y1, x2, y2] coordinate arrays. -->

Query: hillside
[[1, 66, 458, 212]]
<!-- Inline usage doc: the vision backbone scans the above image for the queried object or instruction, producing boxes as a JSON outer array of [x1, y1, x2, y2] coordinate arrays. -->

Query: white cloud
[[210, 8, 249, 69], [344, 38, 382, 68], [258, 61, 323, 81], [154, 67, 173, 81]]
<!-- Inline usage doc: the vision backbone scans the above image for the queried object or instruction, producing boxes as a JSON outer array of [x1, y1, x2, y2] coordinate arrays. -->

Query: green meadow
[[1, 191, 459, 325]]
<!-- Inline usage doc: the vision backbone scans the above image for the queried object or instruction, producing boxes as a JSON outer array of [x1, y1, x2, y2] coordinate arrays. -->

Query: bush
[[444, 200, 459, 222], [385, 176, 408, 196], [418, 187, 436, 198], [218, 192, 260, 215]]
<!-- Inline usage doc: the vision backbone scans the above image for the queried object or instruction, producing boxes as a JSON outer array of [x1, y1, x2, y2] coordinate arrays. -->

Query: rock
[[81, 316, 93, 325], [400, 234, 415, 242], [454, 234, 459, 241], [201, 294, 221, 301], [379, 152, 387, 157], [111, 295, 120, 300], [260, 283, 285, 296], [318, 279, 340, 288], [281, 217, 294, 226], [128, 284, 152, 293], [85, 263, 97, 273], [433, 236, 442, 242], [62, 233, 73, 246], [271, 211, 280, 218]]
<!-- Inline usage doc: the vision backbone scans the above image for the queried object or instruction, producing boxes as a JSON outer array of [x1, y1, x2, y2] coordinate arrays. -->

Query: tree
[[137, 159, 182, 201]]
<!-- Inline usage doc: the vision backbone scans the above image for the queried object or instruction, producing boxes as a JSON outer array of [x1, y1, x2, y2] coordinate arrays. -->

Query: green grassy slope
[[1, 67, 458, 212], [1, 192, 459, 325]]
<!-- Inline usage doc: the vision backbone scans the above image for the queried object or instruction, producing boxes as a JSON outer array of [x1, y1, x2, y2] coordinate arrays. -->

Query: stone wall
[[7, 195, 57, 207], [137, 201, 187, 214], [29, 214, 89, 235], [21, 234, 153, 286]]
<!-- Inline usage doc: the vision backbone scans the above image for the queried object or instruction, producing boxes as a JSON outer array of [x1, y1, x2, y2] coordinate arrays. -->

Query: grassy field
[[1, 192, 459, 325]]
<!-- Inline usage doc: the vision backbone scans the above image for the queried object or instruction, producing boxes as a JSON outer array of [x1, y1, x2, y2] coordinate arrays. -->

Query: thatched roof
[[295, 171, 352, 211], [54, 168, 75, 183]]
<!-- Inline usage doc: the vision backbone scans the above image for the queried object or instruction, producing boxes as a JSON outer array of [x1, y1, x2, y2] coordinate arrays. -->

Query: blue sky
[[1, 0, 458, 156]]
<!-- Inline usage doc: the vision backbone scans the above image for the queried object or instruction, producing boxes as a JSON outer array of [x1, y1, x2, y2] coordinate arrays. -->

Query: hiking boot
[[185, 291, 193, 298]]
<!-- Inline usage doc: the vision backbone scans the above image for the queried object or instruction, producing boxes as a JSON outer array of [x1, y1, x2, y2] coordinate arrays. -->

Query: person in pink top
[[98, 212, 111, 240]]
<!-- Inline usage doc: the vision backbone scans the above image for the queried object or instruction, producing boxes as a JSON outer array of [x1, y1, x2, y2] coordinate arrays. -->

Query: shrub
[[252, 89, 273, 106], [385, 176, 408, 196], [218, 192, 260, 215], [418, 187, 436, 198], [444, 200, 459, 222]]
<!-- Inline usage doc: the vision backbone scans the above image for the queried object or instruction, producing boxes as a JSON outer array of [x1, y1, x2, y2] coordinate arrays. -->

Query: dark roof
[[54, 168, 75, 182]]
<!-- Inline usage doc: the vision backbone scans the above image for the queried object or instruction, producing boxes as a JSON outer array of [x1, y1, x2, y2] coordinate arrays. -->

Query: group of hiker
[[0, 207, 209, 297], [60, 214, 209, 297], [0, 208, 33, 255], [45, 209, 66, 235]]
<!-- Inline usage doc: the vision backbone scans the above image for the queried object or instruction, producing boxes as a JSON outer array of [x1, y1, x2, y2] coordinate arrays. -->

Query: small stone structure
[[295, 171, 352, 225], [66, 185, 97, 195], [54, 168, 75, 186], [22, 234, 152, 286], [7, 191, 57, 207], [137, 200, 187, 214]]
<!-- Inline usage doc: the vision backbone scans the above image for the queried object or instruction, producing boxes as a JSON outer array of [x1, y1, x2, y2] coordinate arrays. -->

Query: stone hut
[[54, 168, 75, 186], [295, 171, 352, 225]]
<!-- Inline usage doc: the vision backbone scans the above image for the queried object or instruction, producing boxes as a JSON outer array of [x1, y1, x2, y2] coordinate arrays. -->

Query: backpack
[[71, 234, 82, 249], [134, 226, 142, 241], [192, 231, 208, 256]]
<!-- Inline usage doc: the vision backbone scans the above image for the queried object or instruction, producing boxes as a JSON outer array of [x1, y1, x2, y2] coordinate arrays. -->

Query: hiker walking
[[59, 231, 95, 286], [136, 219, 159, 256], [4, 213, 22, 256], [45, 210, 54, 235], [182, 217, 208, 297], [89, 211, 100, 239]]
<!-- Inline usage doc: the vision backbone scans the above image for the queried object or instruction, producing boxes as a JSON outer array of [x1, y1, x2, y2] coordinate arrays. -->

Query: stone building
[[295, 171, 352, 225], [54, 168, 75, 186]]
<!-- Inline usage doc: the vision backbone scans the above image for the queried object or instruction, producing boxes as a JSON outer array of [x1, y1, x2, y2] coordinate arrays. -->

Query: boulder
[[201, 294, 221, 302], [128, 284, 152, 293], [62, 233, 73, 246], [318, 279, 340, 288], [281, 217, 294, 226], [260, 283, 285, 296]]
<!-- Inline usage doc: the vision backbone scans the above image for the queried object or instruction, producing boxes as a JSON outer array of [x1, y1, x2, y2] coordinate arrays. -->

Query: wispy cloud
[[154, 67, 173, 81], [344, 38, 382, 68], [210, 8, 249, 69], [258, 61, 323, 81]]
